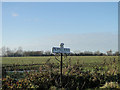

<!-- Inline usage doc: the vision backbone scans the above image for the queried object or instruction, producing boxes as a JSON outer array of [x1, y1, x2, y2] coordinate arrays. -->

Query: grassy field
[[2, 56, 118, 65], [2, 56, 119, 71]]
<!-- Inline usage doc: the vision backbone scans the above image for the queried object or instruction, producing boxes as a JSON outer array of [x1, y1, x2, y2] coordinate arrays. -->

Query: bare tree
[[84, 51, 93, 56], [16, 47, 23, 56], [107, 49, 112, 56], [1, 46, 7, 56], [6, 47, 12, 57], [44, 51, 51, 56], [94, 50, 101, 56], [114, 51, 119, 56]]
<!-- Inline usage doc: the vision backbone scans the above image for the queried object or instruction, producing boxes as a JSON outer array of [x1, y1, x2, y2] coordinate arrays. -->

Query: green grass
[[2, 56, 119, 71], [2, 56, 118, 65], [2, 56, 51, 65]]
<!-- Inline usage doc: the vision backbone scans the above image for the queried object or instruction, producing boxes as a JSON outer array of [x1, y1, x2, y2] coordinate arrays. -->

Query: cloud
[[4, 32, 117, 53], [19, 32, 117, 53], [12, 13, 19, 17]]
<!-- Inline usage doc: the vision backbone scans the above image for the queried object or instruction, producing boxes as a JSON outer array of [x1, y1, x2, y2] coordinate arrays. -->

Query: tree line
[[0, 46, 119, 57]]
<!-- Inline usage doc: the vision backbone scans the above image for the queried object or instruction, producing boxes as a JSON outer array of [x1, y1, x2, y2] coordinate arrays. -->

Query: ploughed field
[[2, 56, 120, 89]]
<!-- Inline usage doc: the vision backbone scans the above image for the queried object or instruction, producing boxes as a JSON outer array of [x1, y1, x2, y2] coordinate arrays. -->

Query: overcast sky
[[2, 2, 118, 52]]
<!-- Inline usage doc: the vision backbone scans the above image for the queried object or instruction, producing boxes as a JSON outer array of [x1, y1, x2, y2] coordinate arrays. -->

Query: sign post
[[52, 43, 70, 88], [60, 53, 62, 87]]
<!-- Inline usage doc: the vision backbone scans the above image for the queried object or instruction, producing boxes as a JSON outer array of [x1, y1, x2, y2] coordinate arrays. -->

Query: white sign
[[52, 43, 70, 54]]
